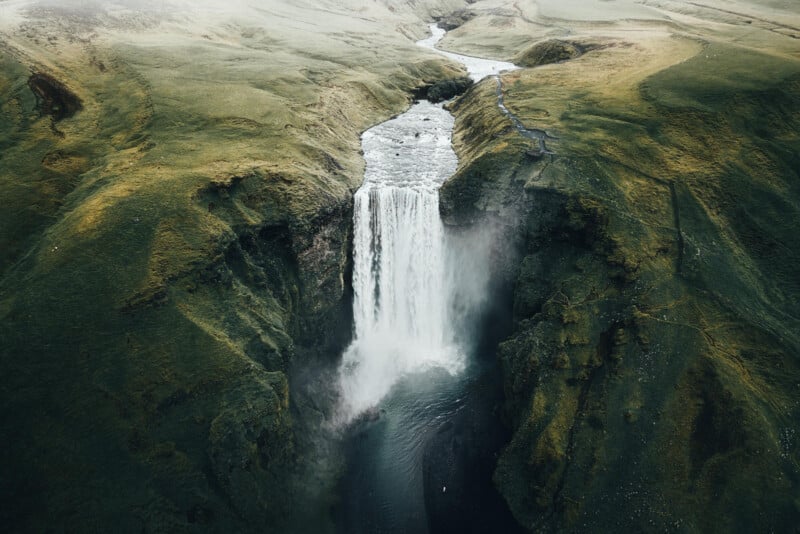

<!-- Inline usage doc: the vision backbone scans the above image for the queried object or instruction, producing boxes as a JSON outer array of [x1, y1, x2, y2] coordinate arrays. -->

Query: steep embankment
[[441, 0, 800, 531], [0, 0, 469, 531]]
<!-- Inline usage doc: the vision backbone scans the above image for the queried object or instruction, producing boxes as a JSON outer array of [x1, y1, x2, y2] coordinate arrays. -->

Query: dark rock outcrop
[[435, 9, 475, 31], [28, 72, 83, 122], [414, 76, 474, 103], [515, 40, 581, 68]]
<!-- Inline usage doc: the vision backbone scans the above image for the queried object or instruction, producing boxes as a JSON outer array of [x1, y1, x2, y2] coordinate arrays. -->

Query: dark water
[[334, 360, 522, 534]]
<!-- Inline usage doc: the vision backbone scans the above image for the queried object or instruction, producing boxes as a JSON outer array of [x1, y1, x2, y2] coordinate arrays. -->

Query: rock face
[[442, 12, 800, 532], [413, 76, 474, 103], [27, 72, 83, 123], [435, 9, 476, 31], [3, 0, 800, 531]]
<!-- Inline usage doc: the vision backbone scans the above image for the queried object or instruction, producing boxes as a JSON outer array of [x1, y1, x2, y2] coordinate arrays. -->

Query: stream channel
[[334, 25, 524, 533]]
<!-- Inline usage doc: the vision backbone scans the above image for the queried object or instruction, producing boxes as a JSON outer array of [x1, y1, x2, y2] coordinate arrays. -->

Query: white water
[[337, 101, 462, 419], [416, 24, 518, 81], [336, 25, 515, 422]]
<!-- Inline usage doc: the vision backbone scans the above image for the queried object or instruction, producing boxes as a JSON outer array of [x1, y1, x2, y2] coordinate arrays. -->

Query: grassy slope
[[441, 0, 800, 531], [0, 0, 467, 531]]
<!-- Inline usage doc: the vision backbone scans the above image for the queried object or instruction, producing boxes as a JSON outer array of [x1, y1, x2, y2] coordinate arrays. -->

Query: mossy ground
[[0, 1, 469, 531], [442, 1, 800, 531], [3, 0, 800, 531]]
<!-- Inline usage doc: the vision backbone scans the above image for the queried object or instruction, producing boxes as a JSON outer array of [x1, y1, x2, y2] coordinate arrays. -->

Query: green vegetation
[[444, 29, 800, 532], [2, 0, 799, 531], [0, 2, 466, 531]]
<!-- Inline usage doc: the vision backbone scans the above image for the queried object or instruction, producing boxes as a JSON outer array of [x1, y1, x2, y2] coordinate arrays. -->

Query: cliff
[[441, 0, 800, 530], [2, 0, 799, 531]]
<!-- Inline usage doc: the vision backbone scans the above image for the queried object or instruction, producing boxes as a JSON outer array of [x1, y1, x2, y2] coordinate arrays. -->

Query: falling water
[[337, 101, 463, 420], [336, 24, 519, 423]]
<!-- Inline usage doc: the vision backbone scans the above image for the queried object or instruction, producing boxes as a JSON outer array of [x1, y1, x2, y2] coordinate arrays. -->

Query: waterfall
[[332, 25, 522, 533], [336, 101, 464, 420], [335, 24, 516, 422]]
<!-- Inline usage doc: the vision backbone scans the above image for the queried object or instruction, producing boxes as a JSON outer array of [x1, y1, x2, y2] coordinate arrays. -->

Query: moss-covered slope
[[442, 5, 800, 531], [0, 0, 469, 531]]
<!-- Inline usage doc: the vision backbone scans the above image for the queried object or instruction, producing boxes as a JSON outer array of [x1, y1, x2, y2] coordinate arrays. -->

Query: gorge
[[1, 0, 799, 532], [333, 28, 519, 533]]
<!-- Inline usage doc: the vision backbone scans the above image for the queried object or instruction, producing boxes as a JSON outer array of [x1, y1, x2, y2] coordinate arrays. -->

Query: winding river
[[334, 25, 523, 533]]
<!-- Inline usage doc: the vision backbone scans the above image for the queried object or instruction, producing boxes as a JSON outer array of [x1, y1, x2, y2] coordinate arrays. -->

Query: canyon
[[1, 0, 799, 532]]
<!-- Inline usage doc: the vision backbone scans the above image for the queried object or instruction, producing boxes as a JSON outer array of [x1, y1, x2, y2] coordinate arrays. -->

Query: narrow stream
[[419, 24, 557, 154], [334, 25, 523, 533]]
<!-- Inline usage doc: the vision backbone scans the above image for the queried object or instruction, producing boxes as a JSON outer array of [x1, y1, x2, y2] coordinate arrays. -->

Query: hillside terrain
[[0, 0, 466, 530], [441, 0, 800, 530], [1, 0, 798, 531]]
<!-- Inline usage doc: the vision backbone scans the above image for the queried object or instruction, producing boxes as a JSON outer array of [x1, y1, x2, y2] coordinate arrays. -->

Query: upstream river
[[334, 25, 523, 533]]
